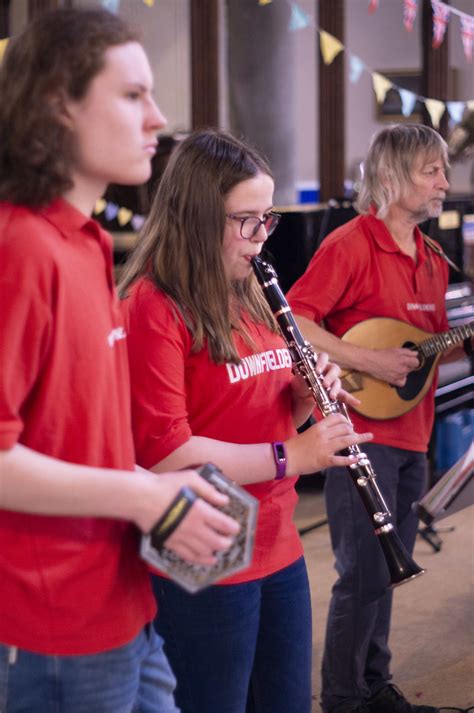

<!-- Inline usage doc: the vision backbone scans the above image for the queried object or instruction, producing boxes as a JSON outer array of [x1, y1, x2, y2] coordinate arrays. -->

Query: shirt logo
[[406, 303, 436, 312], [226, 348, 292, 384], [107, 326, 127, 347]]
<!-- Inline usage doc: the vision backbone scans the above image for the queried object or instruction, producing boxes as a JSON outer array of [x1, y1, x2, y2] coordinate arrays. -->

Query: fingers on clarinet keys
[[140, 463, 259, 594]]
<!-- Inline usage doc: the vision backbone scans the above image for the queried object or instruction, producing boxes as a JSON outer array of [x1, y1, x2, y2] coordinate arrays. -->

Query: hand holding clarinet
[[287, 352, 375, 475], [252, 255, 424, 587]]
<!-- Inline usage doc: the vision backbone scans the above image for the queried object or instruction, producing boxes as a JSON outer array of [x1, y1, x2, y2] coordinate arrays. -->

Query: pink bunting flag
[[368, 0, 378, 14], [403, 0, 418, 32], [431, 0, 450, 49], [460, 14, 474, 63]]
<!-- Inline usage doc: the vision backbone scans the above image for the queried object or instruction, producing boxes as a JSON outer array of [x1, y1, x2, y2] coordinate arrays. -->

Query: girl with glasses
[[119, 129, 372, 713]]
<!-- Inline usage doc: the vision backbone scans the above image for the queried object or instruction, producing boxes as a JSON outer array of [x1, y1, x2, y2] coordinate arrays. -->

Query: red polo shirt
[[287, 214, 449, 452], [123, 278, 304, 584], [0, 199, 155, 655]]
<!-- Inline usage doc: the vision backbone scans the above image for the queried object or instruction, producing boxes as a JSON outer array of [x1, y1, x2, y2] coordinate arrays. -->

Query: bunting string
[[100, 0, 154, 10], [369, 0, 472, 21], [2, 0, 471, 226], [257, 0, 474, 129], [260, 0, 473, 62], [370, 0, 472, 59], [72, 0, 474, 227], [93, 199, 146, 230]]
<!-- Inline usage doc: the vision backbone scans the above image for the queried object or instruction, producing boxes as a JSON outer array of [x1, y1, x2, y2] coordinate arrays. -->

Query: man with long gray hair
[[287, 124, 469, 713]]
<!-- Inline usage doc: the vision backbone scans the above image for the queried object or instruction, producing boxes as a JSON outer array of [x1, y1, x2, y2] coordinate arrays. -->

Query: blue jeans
[[321, 443, 427, 712], [152, 556, 312, 713], [0, 625, 179, 713]]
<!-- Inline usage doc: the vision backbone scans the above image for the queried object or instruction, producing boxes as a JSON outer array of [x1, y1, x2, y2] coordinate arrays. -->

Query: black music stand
[[415, 445, 474, 552], [417, 522, 456, 552]]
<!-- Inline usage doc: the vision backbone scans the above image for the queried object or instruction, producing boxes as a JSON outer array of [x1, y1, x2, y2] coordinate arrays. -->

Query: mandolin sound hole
[[403, 341, 425, 370], [396, 352, 436, 402]]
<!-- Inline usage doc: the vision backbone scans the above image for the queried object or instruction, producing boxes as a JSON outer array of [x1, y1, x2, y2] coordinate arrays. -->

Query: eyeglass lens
[[241, 214, 280, 239]]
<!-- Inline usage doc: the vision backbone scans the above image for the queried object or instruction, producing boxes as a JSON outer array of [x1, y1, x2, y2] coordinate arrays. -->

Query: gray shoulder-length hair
[[355, 124, 449, 219]]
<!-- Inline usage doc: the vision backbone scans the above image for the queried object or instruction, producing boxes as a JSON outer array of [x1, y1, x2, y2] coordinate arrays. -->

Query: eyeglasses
[[226, 212, 281, 240]]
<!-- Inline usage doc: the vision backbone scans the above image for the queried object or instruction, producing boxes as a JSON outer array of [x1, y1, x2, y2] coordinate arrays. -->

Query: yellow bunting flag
[[425, 98, 446, 129], [0, 38, 9, 63], [319, 30, 344, 65], [372, 72, 392, 104], [258, 0, 273, 5], [143, 0, 154, 6], [117, 207, 133, 227], [94, 198, 107, 215]]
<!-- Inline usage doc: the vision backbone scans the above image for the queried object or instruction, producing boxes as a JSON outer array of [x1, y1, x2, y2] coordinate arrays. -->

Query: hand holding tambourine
[[141, 463, 258, 593]]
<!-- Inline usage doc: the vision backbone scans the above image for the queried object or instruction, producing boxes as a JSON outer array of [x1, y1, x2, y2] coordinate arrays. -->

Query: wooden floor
[[294, 476, 474, 712]]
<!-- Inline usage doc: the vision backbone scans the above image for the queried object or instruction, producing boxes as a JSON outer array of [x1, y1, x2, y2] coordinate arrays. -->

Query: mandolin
[[340, 318, 473, 420]]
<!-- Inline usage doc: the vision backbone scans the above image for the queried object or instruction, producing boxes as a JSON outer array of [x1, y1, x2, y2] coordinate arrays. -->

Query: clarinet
[[252, 255, 424, 587]]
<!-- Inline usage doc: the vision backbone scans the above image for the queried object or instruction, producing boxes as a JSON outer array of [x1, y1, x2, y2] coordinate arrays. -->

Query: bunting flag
[[289, 4, 310, 32], [447, 101, 467, 123], [349, 54, 365, 84], [131, 214, 146, 231], [368, 0, 378, 14], [0, 38, 8, 63], [460, 14, 474, 62], [258, 0, 273, 5], [399, 88, 418, 117], [319, 30, 344, 65], [431, 0, 451, 48], [142, 0, 155, 6], [117, 207, 133, 227], [94, 199, 146, 230], [425, 97, 446, 128], [104, 202, 119, 222], [95, 199, 107, 215], [403, 0, 418, 31], [101, 0, 120, 11], [372, 72, 393, 104]]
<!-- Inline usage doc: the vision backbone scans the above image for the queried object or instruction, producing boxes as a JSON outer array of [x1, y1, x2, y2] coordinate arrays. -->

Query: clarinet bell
[[378, 528, 425, 587]]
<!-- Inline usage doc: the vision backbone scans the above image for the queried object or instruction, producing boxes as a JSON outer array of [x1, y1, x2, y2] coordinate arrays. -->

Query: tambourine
[[140, 462, 258, 593]]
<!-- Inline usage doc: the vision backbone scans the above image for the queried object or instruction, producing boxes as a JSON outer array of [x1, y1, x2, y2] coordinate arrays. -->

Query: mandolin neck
[[418, 323, 473, 358]]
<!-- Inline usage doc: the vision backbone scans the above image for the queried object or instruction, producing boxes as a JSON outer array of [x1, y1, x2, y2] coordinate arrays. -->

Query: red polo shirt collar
[[365, 213, 428, 268], [38, 198, 104, 242], [38, 198, 115, 290]]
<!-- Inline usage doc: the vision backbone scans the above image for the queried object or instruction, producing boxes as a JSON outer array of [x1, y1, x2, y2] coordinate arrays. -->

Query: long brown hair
[[0, 8, 139, 207], [119, 129, 279, 364]]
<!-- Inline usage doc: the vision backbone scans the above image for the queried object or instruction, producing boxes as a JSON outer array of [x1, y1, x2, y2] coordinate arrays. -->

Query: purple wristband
[[271, 441, 287, 480]]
